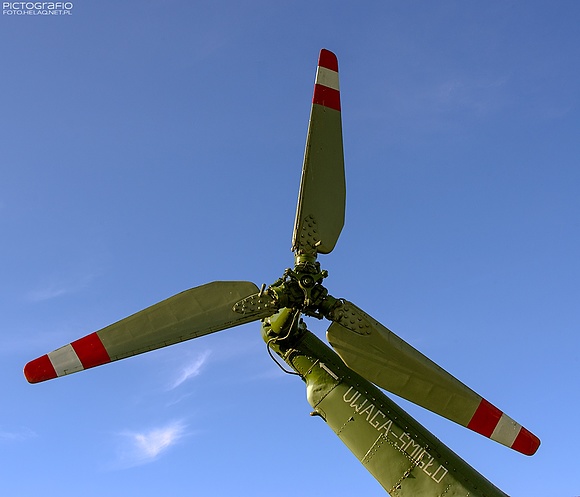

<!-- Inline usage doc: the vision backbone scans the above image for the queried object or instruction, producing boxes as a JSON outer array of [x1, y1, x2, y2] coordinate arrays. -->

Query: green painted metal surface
[[98, 281, 268, 361], [327, 300, 481, 428], [292, 98, 345, 255], [263, 311, 509, 497]]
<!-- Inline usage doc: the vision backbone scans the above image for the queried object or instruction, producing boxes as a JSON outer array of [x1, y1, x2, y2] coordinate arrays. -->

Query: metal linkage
[[233, 260, 340, 323]]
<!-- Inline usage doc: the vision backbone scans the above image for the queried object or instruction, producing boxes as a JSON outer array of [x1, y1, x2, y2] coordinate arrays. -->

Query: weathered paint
[[292, 48, 345, 255], [24, 281, 268, 383], [327, 300, 540, 456], [264, 316, 509, 497]]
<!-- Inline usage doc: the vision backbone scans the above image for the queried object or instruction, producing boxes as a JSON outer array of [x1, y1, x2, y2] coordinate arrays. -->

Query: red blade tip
[[512, 427, 541, 456], [318, 49, 338, 72], [24, 355, 57, 384]]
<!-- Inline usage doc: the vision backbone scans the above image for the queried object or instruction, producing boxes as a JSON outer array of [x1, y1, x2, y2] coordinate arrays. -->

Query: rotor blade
[[292, 48, 346, 256], [326, 301, 540, 455], [24, 281, 270, 384]]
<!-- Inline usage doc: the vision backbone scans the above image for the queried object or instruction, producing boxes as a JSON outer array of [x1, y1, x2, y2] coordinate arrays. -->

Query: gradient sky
[[2, 2, 579, 496]]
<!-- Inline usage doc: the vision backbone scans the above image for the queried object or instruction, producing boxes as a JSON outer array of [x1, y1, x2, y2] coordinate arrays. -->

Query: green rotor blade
[[327, 300, 540, 456], [25, 281, 270, 383], [292, 49, 345, 256]]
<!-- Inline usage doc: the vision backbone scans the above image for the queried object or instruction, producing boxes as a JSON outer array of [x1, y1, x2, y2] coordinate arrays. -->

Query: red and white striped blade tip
[[313, 49, 340, 112], [467, 398, 540, 456], [24, 332, 112, 384]]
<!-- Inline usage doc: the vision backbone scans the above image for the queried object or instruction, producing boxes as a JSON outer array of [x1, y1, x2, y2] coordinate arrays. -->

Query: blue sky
[[2, 1, 579, 495]]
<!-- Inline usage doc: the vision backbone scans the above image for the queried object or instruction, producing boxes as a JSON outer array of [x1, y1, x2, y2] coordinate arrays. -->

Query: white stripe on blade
[[490, 413, 521, 447], [315, 66, 339, 91], [48, 344, 84, 377]]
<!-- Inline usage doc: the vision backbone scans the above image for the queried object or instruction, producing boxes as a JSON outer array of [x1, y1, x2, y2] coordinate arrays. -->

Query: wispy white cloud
[[432, 75, 509, 115], [27, 285, 69, 302], [0, 427, 37, 441], [381, 73, 511, 135], [117, 420, 187, 468], [168, 350, 211, 390], [26, 272, 95, 302]]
